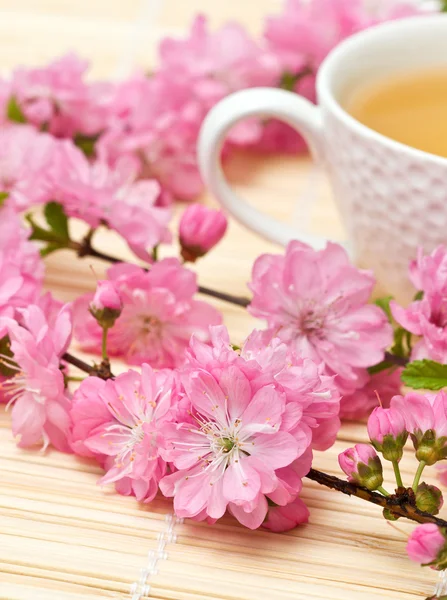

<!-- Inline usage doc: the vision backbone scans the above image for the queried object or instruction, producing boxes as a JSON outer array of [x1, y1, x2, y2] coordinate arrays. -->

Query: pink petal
[[218, 366, 251, 420], [249, 432, 298, 470], [229, 495, 268, 530], [11, 394, 46, 447], [263, 497, 310, 533], [84, 424, 124, 456], [240, 384, 285, 434], [223, 458, 261, 504], [173, 471, 211, 518], [188, 370, 227, 424], [207, 475, 228, 520]]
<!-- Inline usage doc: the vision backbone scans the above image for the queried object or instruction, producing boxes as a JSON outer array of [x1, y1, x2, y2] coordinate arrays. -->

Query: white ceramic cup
[[198, 14, 447, 301]]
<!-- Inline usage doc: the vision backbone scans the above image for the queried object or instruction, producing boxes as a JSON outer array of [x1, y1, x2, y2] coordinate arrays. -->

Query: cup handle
[[198, 87, 331, 249]]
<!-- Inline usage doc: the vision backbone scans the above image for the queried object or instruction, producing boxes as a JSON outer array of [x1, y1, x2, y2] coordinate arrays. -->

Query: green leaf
[[374, 296, 393, 321], [74, 132, 100, 157], [442, 0, 447, 12], [44, 202, 69, 241], [414, 290, 424, 301], [26, 214, 62, 244], [0, 191, 9, 207], [401, 359, 447, 391], [6, 96, 26, 123], [40, 242, 65, 257]]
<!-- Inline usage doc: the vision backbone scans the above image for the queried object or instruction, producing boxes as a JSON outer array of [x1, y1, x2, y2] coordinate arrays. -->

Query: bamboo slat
[[0, 2, 440, 599]]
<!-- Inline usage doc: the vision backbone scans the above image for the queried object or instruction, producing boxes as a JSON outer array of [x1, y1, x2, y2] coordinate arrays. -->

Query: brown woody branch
[[384, 351, 409, 367], [70, 236, 251, 308], [62, 352, 114, 380], [306, 468, 447, 527]]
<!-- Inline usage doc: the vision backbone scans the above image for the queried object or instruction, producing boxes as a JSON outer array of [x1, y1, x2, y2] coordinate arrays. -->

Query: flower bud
[[415, 483, 444, 516], [179, 204, 228, 262], [415, 429, 443, 466], [367, 406, 408, 462], [391, 393, 447, 466], [338, 444, 384, 491], [89, 280, 123, 328], [407, 523, 446, 568]]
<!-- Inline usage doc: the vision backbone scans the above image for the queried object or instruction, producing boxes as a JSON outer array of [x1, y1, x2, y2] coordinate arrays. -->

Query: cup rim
[[317, 13, 447, 166]]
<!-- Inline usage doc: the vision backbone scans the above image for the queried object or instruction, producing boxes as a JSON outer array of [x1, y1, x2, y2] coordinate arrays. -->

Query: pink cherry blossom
[[340, 367, 402, 421], [179, 204, 228, 261], [159, 325, 340, 529], [0, 206, 44, 336], [0, 303, 73, 451], [70, 365, 173, 501], [53, 140, 171, 260], [407, 523, 445, 567], [391, 246, 447, 362], [159, 15, 280, 111], [97, 73, 205, 201], [186, 325, 341, 452], [10, 54, 109, 138], [159, 365, 300, 529], [263, 496, 310, 533], [0, 125, 57, 211], [99, 17, 280, 198], [248, 241, 392, 393], [265, 0, 427, 74], [73, 260, 222, 368]]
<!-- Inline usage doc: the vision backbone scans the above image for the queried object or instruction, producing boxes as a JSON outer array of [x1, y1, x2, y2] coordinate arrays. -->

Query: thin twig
[[384, 351, 409, 367], [198, 285, 250, 308], [62, 352, 95, 375], [62, 352, 114, 380], [70, 237, 252, 308], [306, 468, 447, 527]]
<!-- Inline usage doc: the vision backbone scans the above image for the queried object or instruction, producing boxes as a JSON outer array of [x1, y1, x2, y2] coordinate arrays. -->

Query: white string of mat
[[434, 570, 447, 598], [128, 513, 183, 599]]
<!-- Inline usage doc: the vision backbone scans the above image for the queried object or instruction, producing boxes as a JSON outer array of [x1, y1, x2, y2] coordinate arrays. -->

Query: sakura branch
[[62, 352, 115, 380], [69, 233, 251, 308], [306, 469, 447, 528], [1, 2, 447, 596]]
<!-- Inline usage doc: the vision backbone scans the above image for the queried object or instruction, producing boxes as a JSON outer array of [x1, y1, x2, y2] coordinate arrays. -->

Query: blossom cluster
[[0, 0, 428, 211], [69, 326, 340, 530], [0, 229, 396, 532], [0, 0, 445, 557]]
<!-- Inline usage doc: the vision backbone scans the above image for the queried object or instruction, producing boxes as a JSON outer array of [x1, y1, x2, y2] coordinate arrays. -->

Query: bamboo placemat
[[0, 2, 441, 599]]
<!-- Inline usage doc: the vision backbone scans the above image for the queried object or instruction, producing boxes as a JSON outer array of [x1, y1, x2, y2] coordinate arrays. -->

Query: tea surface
[[345, 68, 447, 158]]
